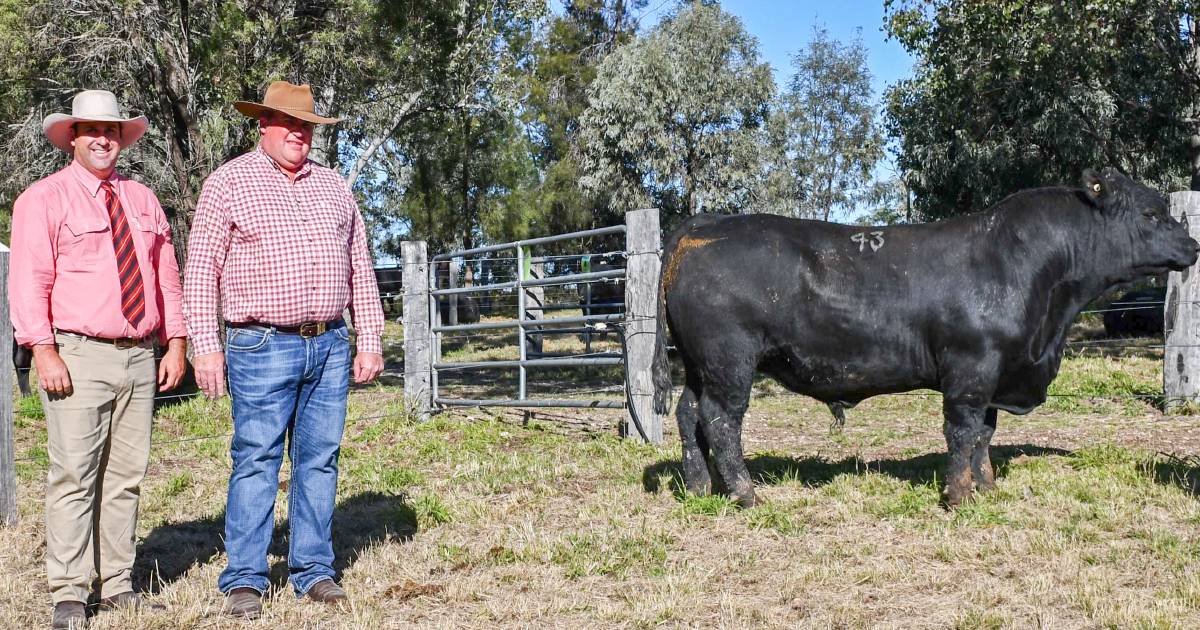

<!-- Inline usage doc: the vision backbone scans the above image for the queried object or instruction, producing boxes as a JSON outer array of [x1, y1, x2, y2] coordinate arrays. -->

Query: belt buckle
[[299, 322, 325, 338], [114, 338, 138, 349]]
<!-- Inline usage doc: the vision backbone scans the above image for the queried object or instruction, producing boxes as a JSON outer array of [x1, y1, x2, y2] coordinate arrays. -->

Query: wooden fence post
[[1166, 192, 1200, 412], [0, 244, 15, 525], [624, 209, 663, 443], [402, 242, 432, 420]]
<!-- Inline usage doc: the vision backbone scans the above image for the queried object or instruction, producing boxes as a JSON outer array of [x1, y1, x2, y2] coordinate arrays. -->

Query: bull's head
[[1081, 167, 1199, 278]]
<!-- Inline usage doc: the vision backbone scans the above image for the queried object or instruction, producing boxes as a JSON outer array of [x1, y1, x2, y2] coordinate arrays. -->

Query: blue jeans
[[217, 322, 351, 596]]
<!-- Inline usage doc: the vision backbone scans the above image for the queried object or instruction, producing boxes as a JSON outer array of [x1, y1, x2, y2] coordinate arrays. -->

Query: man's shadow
[[642, 444, 1072, 498], [133, 490, 417, 592]]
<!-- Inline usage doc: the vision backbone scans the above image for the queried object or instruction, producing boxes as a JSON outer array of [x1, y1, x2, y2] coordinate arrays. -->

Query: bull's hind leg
[[942, 399, 989, 507], [970, 408, 999, 492], [698, 373, 756, 507], [676, 378, 712, 496]]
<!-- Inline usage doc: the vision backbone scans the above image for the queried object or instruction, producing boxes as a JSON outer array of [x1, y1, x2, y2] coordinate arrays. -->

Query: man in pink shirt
[[9, 89, 187, 628], [183, 81, 384, 619]]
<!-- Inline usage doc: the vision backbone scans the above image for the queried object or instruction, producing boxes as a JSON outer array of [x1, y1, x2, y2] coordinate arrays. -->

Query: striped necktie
[[101, 181, 146, 328]]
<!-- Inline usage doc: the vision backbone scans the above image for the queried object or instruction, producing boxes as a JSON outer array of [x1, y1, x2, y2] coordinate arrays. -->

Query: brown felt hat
[[233, 81, 341, 125]]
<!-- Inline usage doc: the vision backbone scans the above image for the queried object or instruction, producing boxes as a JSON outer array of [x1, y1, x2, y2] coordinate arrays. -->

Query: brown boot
[[99, 591, 166, 612], [51, 601, 88, 629], [305, 579, 348, 607], [224, 587, 262, 620]]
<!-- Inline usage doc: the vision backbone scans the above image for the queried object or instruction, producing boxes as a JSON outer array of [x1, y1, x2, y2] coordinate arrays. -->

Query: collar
[[68, 160, 122, 198], [255, 146, 313, 180]]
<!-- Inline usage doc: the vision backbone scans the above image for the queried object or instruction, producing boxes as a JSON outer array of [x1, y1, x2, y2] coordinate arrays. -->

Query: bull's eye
[[1143, 211, 1160, 223]]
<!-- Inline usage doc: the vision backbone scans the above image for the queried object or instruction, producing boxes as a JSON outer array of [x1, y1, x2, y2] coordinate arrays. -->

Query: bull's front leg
[[971, 408, 998, 492], [942, 399, 990, 507]]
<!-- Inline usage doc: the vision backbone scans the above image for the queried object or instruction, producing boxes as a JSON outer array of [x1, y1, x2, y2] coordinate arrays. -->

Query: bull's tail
[[652, 266, 675, 413], [652, 268, 673, 415], [652, 214, 724, 415]]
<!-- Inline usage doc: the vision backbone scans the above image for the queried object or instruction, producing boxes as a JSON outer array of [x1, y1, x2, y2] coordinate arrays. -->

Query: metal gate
[[399, 209, 664, 441]]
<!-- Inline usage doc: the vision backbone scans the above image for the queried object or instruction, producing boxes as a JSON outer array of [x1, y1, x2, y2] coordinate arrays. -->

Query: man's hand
[[158, 337, 187, 392], [192, 352, 227, 398], [353, 352, 384, 384], [32, 344, 71, 396]]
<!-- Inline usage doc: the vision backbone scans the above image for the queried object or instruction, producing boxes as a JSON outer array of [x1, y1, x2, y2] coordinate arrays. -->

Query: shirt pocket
[[59, 216, 111, 270], [132, 213, 162, 263]]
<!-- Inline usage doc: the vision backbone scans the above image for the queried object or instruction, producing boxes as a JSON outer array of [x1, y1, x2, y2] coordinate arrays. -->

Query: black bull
[[652, 168, 1200, 507]]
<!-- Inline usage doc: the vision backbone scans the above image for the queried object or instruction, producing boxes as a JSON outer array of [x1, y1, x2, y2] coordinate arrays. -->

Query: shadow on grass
[[1152, 454, 1200, 499], [642, 444, 1071, 499], [133, 490, 417, 593]]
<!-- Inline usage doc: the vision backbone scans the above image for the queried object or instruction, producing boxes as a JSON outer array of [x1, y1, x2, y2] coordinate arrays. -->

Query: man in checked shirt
[[182, 81, 385, 619], [10, 89, 186, 628]]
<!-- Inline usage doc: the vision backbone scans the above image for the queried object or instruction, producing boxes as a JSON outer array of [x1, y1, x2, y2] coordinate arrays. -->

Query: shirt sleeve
[[183, 173, 232, 356], [153, 197, 187, 343], [8, 185, 58, 346], [345, 187, 385, 355]]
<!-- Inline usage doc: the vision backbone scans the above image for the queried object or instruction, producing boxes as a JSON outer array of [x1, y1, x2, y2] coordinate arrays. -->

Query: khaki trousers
[[39, 335, 156, 604]]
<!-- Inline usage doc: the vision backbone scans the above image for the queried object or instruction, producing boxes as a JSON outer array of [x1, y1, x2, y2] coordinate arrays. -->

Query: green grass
[[1047, 355, 1161, 414], [15, 394, 43, 421], [7, 330, 1200, 627], [550, 531, 673, 579]]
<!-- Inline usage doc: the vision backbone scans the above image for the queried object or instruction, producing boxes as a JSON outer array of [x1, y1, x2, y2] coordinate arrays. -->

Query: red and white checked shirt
[[183, 148, 384, 356]]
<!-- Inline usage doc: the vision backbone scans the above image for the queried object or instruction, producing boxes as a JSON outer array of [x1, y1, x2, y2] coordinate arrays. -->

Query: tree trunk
[[128, 4, 201, 272], [461, 113, 475, 251], [1191, 18, 1200, 190], [344, 90, 424, 187]]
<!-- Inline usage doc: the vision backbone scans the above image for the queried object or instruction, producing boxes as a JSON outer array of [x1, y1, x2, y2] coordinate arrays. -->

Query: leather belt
[[57, 331, 148, 349], [227, 319, 343, 338]]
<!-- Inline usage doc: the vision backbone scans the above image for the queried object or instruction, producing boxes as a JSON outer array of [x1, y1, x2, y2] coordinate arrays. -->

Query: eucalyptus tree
[[576, 1, 775, 225], [0, 0, 546, 260], [775, 28, 883, 221], [522, 0, 644, 243], [885, 0, 1200, 220]]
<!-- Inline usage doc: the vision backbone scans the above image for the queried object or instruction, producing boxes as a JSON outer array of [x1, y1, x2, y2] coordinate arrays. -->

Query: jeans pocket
[[227, 327, 272, 353], [331, 326, 351, 342]]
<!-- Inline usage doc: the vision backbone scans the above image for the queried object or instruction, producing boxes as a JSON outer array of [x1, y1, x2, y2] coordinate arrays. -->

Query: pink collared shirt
[[8, 161, 186, 346], [183, 148, 385, 356]]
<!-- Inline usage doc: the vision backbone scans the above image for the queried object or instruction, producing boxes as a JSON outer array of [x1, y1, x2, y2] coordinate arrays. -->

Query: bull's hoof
[[684, 479, 712, 497], [731, 485, 759, 508], [943, 487, 975, 509]]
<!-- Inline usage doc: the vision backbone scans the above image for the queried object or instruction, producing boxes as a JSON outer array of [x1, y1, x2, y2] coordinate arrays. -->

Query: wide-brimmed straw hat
[[42, 90, 148, 153], [234, 81, 341, 125]]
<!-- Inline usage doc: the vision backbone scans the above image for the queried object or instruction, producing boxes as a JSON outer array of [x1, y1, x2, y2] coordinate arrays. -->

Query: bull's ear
[[1081, 169, 1104, 204]]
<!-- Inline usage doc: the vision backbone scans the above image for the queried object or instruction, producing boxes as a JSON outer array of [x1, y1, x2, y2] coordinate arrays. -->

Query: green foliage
[[577, 1, 775, 226], [885, 0, 1198, 220], [773, 28, 884, 220]]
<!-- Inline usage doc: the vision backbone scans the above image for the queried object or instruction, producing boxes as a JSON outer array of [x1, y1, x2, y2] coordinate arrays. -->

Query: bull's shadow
[[133, 490, 416, 592], [642, 444, 1071, 498]]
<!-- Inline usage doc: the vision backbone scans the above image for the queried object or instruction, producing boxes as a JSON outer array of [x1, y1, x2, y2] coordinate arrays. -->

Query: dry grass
[[5, 333, 1200, 629]]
